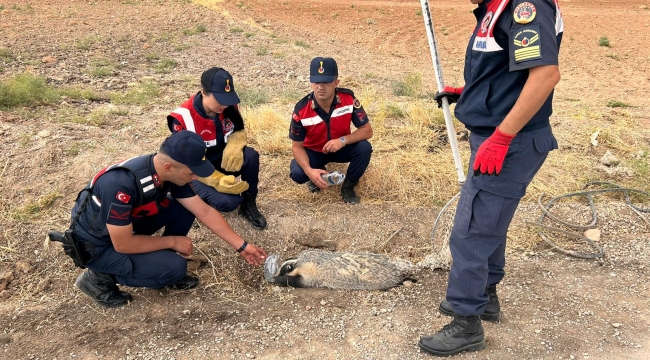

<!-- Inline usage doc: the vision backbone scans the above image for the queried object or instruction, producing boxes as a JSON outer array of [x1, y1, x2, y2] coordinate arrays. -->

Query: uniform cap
[[161, 131, 215, 177], [200, 67, 241, 106], [310, 57, 338, 83]]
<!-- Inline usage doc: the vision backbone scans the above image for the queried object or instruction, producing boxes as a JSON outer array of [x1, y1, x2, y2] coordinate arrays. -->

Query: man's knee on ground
[[157, 256, 188, 287]]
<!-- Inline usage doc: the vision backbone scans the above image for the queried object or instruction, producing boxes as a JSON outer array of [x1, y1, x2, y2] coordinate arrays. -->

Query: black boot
[[306, 180, 320, 193], [238, 191, 267, 230], [167, 275, 200, 290], [75, 269, 132, 308], [439, 285, 502, 322], [340, 178, 360, 204], [419, 315, 485, 356]]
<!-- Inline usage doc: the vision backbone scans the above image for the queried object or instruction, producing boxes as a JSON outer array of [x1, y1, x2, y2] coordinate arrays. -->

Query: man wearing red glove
[[420, 0, 563, 356]]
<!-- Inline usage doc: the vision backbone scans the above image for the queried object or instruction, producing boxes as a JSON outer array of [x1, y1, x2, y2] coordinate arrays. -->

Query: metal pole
[[420, 0, 466, 184]]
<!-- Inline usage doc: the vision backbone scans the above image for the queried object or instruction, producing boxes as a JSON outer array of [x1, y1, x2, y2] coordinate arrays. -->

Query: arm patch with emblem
[[106, 203, 132, 226], [512, 24, 541, 63]]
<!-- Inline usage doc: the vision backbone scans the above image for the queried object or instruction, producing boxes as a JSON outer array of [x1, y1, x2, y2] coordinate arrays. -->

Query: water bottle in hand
[[321, 171, 345, 186]]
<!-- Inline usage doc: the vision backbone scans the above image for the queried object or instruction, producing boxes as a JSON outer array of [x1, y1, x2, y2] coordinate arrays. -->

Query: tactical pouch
[[48, 230, 89, 269]]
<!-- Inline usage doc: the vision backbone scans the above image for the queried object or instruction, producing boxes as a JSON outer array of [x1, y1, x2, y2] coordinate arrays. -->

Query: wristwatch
[[339, 136, 346, 146]]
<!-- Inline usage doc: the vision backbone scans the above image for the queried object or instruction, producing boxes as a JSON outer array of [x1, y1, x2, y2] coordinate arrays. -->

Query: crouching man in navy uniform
[[289, 57, 373, 204], [70, 131, 267, 308], [168, 68, 267, 230], [419, 0, 563, 356]]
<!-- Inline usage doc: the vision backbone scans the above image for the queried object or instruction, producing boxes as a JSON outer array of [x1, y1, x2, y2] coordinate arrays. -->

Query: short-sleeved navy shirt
[[455, 0, 563, 135], [74, 156, 195, 240]]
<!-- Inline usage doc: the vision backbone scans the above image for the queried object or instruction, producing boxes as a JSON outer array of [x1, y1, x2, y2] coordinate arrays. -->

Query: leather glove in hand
[[221, 130, 247, 172], [433, 86, 464, 108], [473, 127, 516, 176], [198, 170, 249, 194]]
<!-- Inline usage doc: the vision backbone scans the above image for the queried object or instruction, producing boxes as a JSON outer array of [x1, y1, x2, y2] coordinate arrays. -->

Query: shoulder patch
[[514, 2, 536, 24], [512, 25, 542, 63], [336, 88, 355, 97], [353, 98, 361, 109]]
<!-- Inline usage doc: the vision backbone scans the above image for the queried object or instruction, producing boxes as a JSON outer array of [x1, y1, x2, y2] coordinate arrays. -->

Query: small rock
[[320, 300, 328, 306], [35, 277, 51, 293], [15, 260, 32, 274], [611, 323, 622, 328], [183, 309, 191, 315], [37, 130, 51, 138], [600, 150, 619, 167], [0, 271, 15, 291], [583, 229, 601, 242], [305, 306, 312, 310], [41, 56, 57, 63]]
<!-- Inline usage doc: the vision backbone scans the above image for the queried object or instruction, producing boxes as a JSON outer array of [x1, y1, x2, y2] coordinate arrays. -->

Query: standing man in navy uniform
[[69, 131, 267, 308], [419, 0, 563, 355], [289, 57, 373, 204], [168, 68, 267, 230]]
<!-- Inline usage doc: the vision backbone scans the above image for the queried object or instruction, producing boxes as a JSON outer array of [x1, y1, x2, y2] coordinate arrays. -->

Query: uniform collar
[[192, 92, 215, 119]]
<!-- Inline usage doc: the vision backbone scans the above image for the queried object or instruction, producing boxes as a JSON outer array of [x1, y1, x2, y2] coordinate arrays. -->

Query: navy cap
[[200, 67, 241, 106], [161, 131, 215, 177], [310, 57, 338, 83]]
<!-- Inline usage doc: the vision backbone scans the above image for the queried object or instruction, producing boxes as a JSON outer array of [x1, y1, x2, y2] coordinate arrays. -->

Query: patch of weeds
[[173, 44, 190, 52], [244, 32, 254, 38], [145, 52, 161, 61], [269, 33, 277, 38], [76, 36, 100, 50], [606, 99, 632, 108], [12, 191, 62, 220], [384, 104, 405, 118], [110, 79, 160, 106], [236, 2, 245, 8], [331, 13, 339, 18], [280, 89, 303, 104], [256, 47, 268, 56], [0, 5, 4, 10], [274, 38, 288, 44], [295, 40, 310, 48], [65, 141, 84, 156], [230, 27, 244, 33], [91, 67, 112, 77], [182, 24, 207, 35], [0, 73, 59, 108], [58, 87, 103, 101], [392, 73, 422, 98], [416, 9, 422, 16], [640, 5, 649, 10], [366, 19, 376, 25], [351, 4, 355, 8], [598, 36, 610, 47], [89, 58, 116, 78], [364, 73, 378, 79], [239, 88, 269, 107], [242, 43, 250, 48], [0, 48, 13, 63], [122, 0, 141, 4], [155, 58, 177, 73], [605, 53, 619, 60], [441, 27, 449, 35], [273, 51, 287, 59]]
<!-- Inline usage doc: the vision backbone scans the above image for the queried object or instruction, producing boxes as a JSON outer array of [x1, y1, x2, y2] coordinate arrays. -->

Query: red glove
[[433, 86, 464, 108], [473, 127, 516, 176]]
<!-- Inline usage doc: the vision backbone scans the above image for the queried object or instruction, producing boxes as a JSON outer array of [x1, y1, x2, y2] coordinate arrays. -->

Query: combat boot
[[306, 180, 320, 193], [419, 315, 485, 356], [167, 275, 200, 290], [75, 269, 132, 308], [238, 191, 267, 230], [439, 285, 502, 322], [340, 178, 360, 204]]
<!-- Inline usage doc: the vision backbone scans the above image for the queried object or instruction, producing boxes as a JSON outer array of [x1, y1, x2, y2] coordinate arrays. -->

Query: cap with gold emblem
[[309, 57, 338, 83], [201, 67, 241, 106]]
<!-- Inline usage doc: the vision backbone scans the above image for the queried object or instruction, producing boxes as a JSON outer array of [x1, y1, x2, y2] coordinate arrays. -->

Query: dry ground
[[0, 0, 649, 359]]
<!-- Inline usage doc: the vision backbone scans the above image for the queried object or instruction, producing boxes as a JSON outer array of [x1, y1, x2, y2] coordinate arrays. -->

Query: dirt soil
[[1, 0, 649, 359]]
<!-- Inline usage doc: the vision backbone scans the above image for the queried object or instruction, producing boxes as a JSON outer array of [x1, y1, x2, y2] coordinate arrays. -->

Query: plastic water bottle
[[321, 171, 345, 186]]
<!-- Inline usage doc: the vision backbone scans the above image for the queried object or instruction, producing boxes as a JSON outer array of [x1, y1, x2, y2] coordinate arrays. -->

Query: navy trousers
[[289, 140, 373, 183], [81, 198, 196, 288], [192, 146, 260, 212], [446, 126, 558, 316]]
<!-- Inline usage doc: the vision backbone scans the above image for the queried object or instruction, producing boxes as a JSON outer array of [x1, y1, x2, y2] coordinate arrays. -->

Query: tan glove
[[198, 170, 249, 195], [221, 130, 247, 172]]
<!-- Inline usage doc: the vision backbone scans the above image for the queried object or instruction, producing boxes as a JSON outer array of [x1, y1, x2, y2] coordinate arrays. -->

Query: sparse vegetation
[[416, 9, 422, 16], [76, 36, 100, 50], [605, 53, 619, 60], [256, 47, 268, 56], [230, 27, 244, 33], [0, 73, 59, 108], [238, 88, 270, 107], [606, 99, 632, 108], [366, 18, 376, 25], [244, 32, 254, 38], [598, 36, 610, 47], [12, 191, 62, 221], [182, 24, 207, 35], [392, 73, 422, 98], [155, 58, 177, 73], [110, 79, 161, 105], [295, 40, 310, 48]]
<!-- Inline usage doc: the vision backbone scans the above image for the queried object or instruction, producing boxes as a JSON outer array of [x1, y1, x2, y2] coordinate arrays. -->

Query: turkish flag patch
[[173, 123, 183, 132], [116, 191, 131, 203]]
